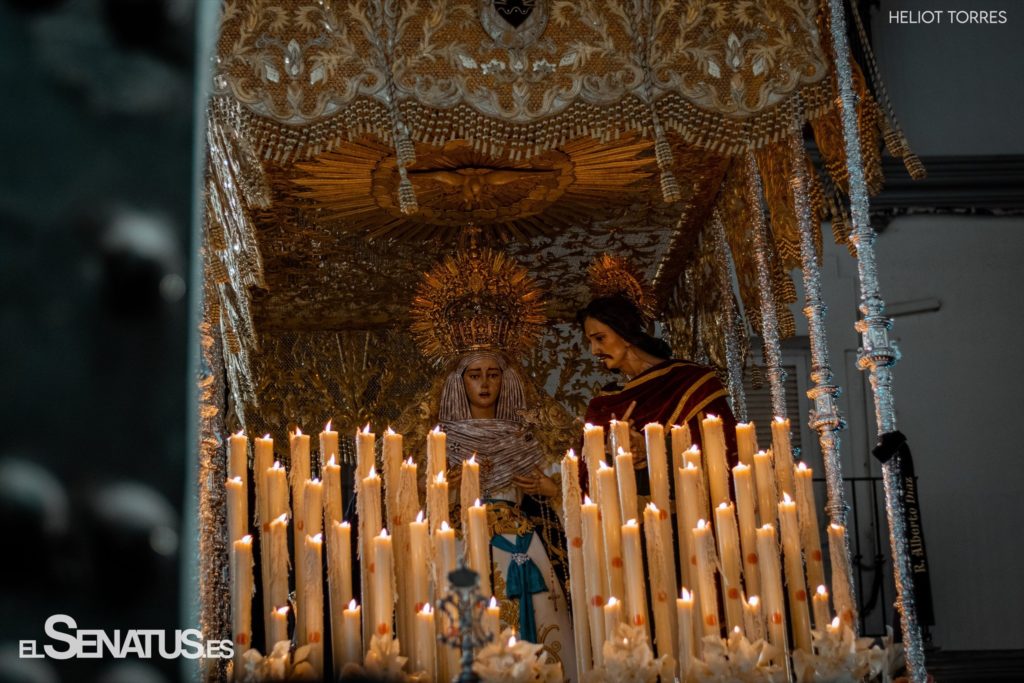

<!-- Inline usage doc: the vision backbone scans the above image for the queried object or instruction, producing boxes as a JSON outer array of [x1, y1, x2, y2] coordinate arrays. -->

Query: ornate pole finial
[[436, 565, 493, 683]]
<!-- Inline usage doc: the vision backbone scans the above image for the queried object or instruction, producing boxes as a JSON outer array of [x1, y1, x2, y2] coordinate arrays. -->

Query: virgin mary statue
[[405, 244, 578, 678]]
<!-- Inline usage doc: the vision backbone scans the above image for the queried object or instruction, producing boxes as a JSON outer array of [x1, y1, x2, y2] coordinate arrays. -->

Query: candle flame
[[467, 454, 477, 465], [420, 603, 433, 615], [734, 463, 749, 472], [240, 534, 253, 544], [435, 471, 446, 484], [782, 492, 793, 504], [737, 422, 751, 428], [294, 426, 303, 437], [275, 513, 288, 524], [368, 466, 378, 478], [327, 455, 336, 467], [748, 596, 760, 607], [706, 414, 719, 420], [616, 446, 628, 456], [348, 599, 358, 610], [583, 495, 593, 505], [646, 502, 659, 512], [565, 448, 576, 460], [830, 523, 844, 531], [718, 501, 729, 510], [229, 476, 243, 484], [311, 533, 323, 543], [681, 588, 691, 600], [760, 523, 775, 532], [272, 460, 283, 469], [817, 585, 827, 596], [234, 430, 245, 437], [263, 434, 271, 440], [406, 457, 415, 466], [385, 426, 395, 435], [440, 520, 451, 532], [697, 519, 707, 529], [431, 425, 442, 434], [797, 461, 808, 471], [489, 596, 498, 608], [340, 521, 350, 529], [310, 477, 321, 485], [685, 462, 697, 470], [473, 498, 482, 507], [625, 518, 638, 527], [755, 449, 768, 457], [275, 606, 290, 615], [508, 636, 517, 647], [598, 461, 613, 471], [831, 616, 841, 628], [378, 528, 389, 538], [325, 420, 333, 432], [687, 444, 700, 454], [415, 510, 425, 523], [606, 597, 619, 607], [362, 423, 371, 434], [585, 422, 594, 429], [733, 626, 741, 635], [774, 416, 786, 424]]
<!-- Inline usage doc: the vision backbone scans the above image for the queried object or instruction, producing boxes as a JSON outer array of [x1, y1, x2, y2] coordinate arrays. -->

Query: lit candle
[[670, 424, 692, 462], [615, 447, 639, 527], [609, 419, 631, 461], [580, 495, 606, 666], [692, 519, 720, 637], [732, 463, 761, 598], [596, 463, 625, 605], [322, 455, 343, 527], [303, 533, 324, 675], [382, 428, 403, 528], [643, 504, 676, 661], [371, 528, 394, 638], [319, 420, 338, 465], [744, 595, 764, 642], [701, 414, 730, 509], [228, 430, 248, 481], [583, 424, 606, 493], [266, 513, 290, 634], [620, 519, 649, 638], [359, 466, 382, 643], [409, 511, 430, 626], [433, 521, 459, 682], [231, 535, 253, 674], [395, 456, 419, 655], [483, 596, 501, 639], [753, 450, 778, 529], [226, 476, 247, 544], [303, 479, 323, 540], [254, 434, 274, 522], [679, 463, 705, 578], [756, 524, 789, 662], [794, 463, 825, 599], [265, 461, 289, 521], [427, 471, 449, 534], [562, 450, 593, 675], [341, 600, 362, 671], [414, 604, 436, 681], [467, 500, 491, 596], [356, 425, 375, 480], [771, 417, 796, 499], [676, 588, 695, 683], [603, 597, 623, 640], [778, 493, 812, 652], [426, 426, 447, 482], [735, 422, 758, 468], [290, 431, 311, 645], [812, 585, 831, 632], [644, 423, 670, 512], [460, 454, 481, 533], [714, 502, 745, 633], [683, 443, 702, 470], [827, 523, 857, 628], [297, 478, 322, 645], [328, 521, 353, 680], [268, 605, 290, 650]]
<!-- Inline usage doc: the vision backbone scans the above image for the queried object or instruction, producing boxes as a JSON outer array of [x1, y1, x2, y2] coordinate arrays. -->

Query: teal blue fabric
[[490, 531, 547, 642]]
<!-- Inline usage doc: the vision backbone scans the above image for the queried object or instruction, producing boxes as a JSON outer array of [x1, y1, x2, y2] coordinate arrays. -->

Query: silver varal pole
[[787, 121, 859, 633], [711, 210, 749, 423], [824, 0, 927, 678], [743, 151, 788, 420]]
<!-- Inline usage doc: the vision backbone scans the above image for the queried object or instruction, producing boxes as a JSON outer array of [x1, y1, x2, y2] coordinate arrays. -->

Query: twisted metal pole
[[710, 211, 749, 423]]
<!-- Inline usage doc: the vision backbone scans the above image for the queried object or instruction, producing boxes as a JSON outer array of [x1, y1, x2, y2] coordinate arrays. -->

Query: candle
[[732, 464, 761, 599], [231, 535, 253, 676], [467, 500, 491, 596], [596, 463, 625, 605], [290, 430, 311, 645], [254, 435, 274, 520], [328, 521, 353, 679], [692, 519, 720, 638], [268, 605, 290, 650], [460, 454, 481, 533], [409, 512, 430, 628], [735, 422, 758, 468], [827, 523, 857, 628], [426, 426, 447, 481], [679, 463, 705, 579], [701, 415, 730, 509], [580, 495, 606, 666], [229, 431, 248, 481], [672, 446, 689, 593], [562, 450, 593, 676], [356, 425, 375, 480], [752, 450, 778, 529], [319, 420, 338, 465], [583, 424, 606, 493], [341, 600, 363, 671], [609, 419, 631, 460], [794, 463, 826, 599], [265, 461, 289, 521], [771, 417, 796, 499], [744, 595, 764, 642], [756, 524, 789, 662], [812, 585, 831, 631], [226, 476, 247, 544], [303, 533, 324, 674], [322, 456, 343, 527], [266, 513, 290, 618], [371, 528, 394, 638], [620, 519, 649, 638], [433, 521, 459, 682], [414, 604, 437, 681], [395, 456, 419, 655], [603, 597, 623, 640], [427, 471, 449, 534], [483, 596, 501, 639], [359, 466, 382, 643], [643, 504, 676, 661], [670, 423, 692, 462], [676, 588, 695, 683], [615, 448, 639, 527], [644, 423, 670, 512], [382, 428, 403, 527], [296, 478, 322, 645], [778, 493, 812, 652], [714, 502, 745, 633], [683, 443, 702, 470]]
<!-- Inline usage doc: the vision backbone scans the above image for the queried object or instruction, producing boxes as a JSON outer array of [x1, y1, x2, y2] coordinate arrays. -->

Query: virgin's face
[[584, 317, 629, 371], [462, 360, 502, 411]]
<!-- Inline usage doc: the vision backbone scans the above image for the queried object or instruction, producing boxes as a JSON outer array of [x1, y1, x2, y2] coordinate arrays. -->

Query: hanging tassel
[[654, 126, 682, 203], [902, 152, 927, 180], [395, 124, 417, 168], [397, 167, 418, 215]]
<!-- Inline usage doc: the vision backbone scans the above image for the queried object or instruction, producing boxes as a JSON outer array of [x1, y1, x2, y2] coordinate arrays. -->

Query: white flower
[[585, 623, 672, 683], [474, 628, 563, 683]]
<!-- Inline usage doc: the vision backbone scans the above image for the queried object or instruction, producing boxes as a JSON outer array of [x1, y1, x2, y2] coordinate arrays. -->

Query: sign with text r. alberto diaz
[[19, 615, 233, 660]]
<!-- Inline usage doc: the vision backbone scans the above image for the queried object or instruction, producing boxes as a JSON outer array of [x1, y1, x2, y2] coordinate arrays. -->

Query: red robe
[[581, 359, 739, 494]]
